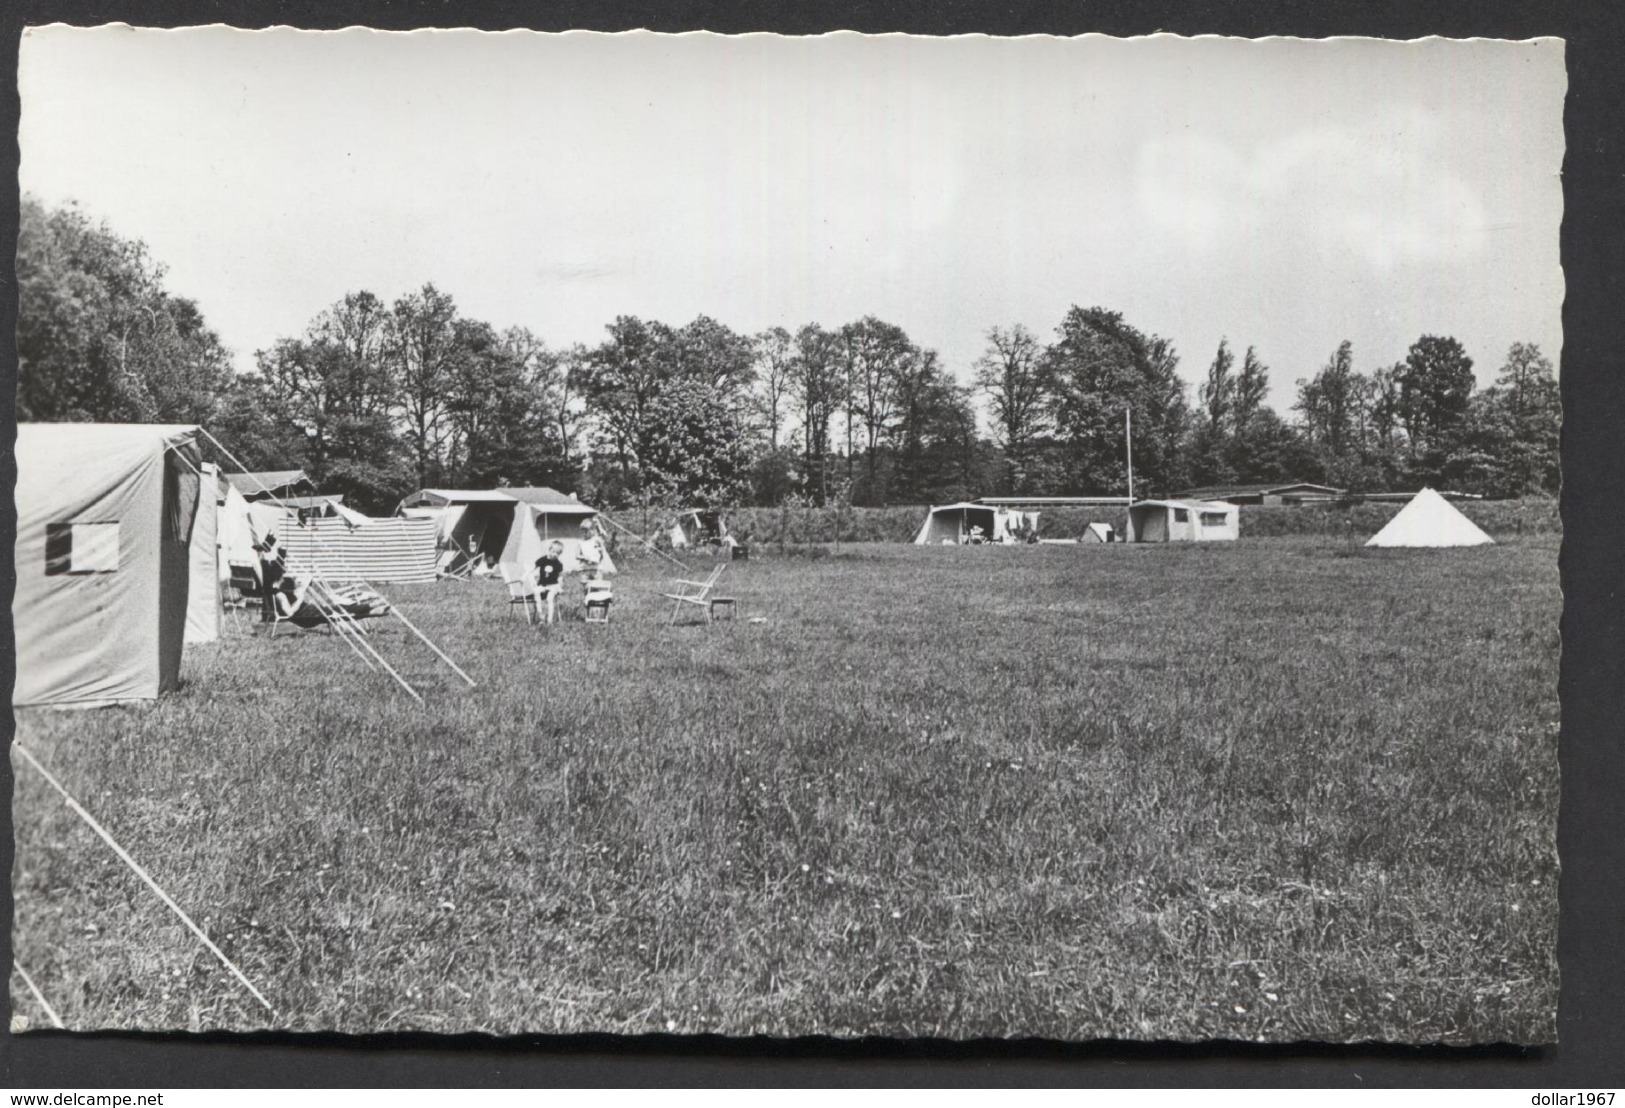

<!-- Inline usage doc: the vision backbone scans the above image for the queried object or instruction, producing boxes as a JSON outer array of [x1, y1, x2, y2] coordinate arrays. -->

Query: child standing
[[533, 541, 565, 623]]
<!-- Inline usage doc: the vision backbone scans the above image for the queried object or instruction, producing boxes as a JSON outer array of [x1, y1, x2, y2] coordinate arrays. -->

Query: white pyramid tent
[[1365, 488, 1494, 548]]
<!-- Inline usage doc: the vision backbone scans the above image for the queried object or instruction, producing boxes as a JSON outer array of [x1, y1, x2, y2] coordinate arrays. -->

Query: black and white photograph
[[10, 26, 1564, 1045]]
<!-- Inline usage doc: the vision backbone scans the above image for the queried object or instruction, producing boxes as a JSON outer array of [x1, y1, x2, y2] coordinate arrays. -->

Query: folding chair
[[227, 563, 268, 629], [661, 564, 736, 625], [268, 580, 388, 638], [499, 563, 556, 625]]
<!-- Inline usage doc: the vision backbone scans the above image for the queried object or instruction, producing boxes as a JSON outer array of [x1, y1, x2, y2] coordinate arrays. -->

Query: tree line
[[18, 196, 1560, 515]]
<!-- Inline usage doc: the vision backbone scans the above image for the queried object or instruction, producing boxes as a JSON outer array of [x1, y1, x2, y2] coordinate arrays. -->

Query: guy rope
[[13, 741, 278, 1018], [200, 428, 475, 701]]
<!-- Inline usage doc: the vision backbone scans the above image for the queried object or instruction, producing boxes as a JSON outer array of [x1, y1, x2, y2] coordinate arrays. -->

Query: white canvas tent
[[913, 503, 1037, 545], [1365, 488, 1494, 548], [497, 487, 613, 573], [14, 424, 204, 708], [1126, 499, 1239, 542], [185, 462, 221, 644], [398, 488, 614, 575], [217, 481, 258, 580], [667, 509, 733, 549]]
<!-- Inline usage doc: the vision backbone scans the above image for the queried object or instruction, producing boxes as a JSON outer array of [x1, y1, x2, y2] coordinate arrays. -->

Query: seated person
[[272, 574, 308, 619], [273, 575, 390, 626]]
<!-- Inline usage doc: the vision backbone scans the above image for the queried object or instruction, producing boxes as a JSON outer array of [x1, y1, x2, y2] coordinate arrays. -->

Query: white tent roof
[[399, 488, 520, 509], [1365, 488, 1494, 548], [1130, 499, 1237, 512]]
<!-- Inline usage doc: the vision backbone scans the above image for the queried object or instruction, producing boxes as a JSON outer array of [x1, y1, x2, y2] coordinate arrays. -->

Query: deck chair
[[268, 580, 389, 638], [499, 563, 557, 625], [662, 564, 736, 625]]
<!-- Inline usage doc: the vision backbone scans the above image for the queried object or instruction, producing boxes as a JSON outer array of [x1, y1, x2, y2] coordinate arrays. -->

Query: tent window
[[1200, 512, 1228, 526], [1173, 508, 1189, 522], [45, 521, 121, 575]]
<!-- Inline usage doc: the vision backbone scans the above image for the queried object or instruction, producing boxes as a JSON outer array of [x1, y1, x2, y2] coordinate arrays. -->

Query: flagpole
[[1125, 408, 1134, 504]]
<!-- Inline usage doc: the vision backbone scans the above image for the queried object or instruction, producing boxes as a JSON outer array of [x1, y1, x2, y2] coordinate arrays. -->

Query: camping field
[[10, 535, 1560, 1042]]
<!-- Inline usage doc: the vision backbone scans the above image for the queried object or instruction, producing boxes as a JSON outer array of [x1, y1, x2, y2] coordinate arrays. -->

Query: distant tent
[[399, 490, 517, 572], [1126, 500, 1239, 542], [668, 509, 732, 549], [14, 423, 203, 708], [1083, 522, 1116, 543], [185, 462, 221, 644], [497, 487, 612, 573], [1365, 488, 1494, 548], [397, 487, 614, 575], [913, 503, 1033, 545]]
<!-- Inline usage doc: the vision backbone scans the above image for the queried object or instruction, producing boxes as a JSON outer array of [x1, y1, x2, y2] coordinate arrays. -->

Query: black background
[[3, 0, 1621, 1089]]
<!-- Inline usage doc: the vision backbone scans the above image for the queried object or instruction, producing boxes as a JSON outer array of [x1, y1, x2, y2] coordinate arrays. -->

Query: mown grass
[[10, 536, 1559, 1042]]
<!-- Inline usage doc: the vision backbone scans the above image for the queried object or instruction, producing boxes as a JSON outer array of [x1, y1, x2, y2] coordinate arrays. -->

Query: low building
[[1126, 499, 1240, 543], [1172, 482, 1344, 506]]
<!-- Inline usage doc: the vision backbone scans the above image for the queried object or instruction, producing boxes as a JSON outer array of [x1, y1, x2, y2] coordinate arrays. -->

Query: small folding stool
[[583, 578, 613, 624]]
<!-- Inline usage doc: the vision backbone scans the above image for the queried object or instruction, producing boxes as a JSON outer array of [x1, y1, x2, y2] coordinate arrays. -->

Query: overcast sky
[[19, 27, 1565, 412]]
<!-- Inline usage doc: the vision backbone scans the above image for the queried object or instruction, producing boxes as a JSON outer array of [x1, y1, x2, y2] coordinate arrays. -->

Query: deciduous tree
[[17, 196, 234, 424], [1397, 334, 1475, 457], [1044, 306, 1190, 496], [389, 283, 461, 486], [790, 324, 843, 505], [973, 324, 1050, 494]]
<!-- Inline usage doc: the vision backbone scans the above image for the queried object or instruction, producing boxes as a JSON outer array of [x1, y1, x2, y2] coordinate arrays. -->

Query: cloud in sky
[[19, 29, 1564, 408], [1135, 109, 1490, 270]]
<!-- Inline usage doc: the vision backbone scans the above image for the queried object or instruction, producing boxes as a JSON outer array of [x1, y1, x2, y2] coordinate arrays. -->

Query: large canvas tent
[[1126, 499, 1239, 542], [397, 488, 614, 575], [14, 424, 204, 707], [1365, 488, 1494, 548], [913, 503, 1038, 545]]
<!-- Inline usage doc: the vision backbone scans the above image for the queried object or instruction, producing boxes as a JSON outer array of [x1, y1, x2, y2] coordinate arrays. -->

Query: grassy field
[[10, 535, 1560, 1042]]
